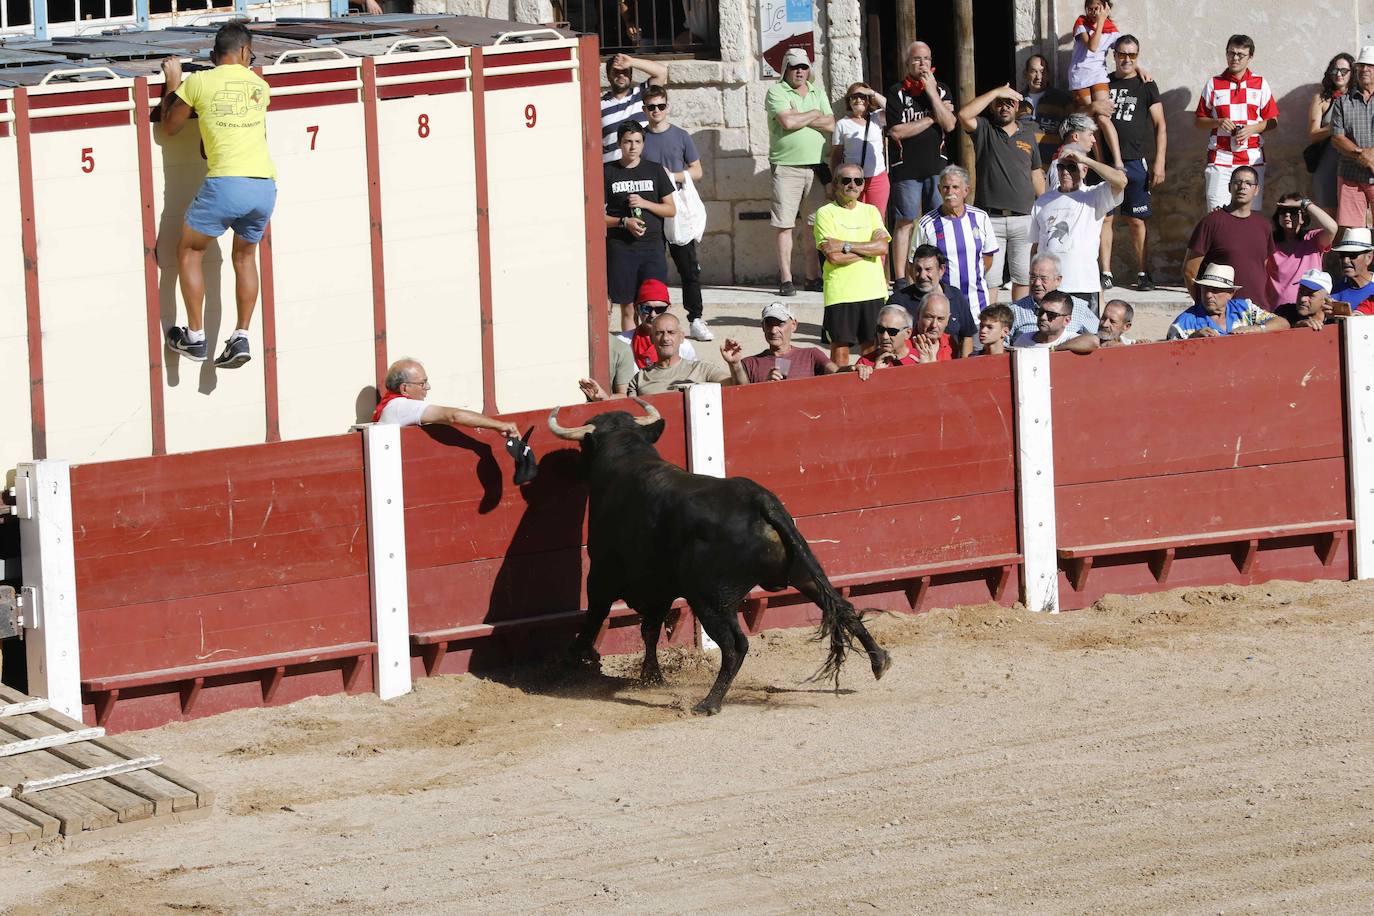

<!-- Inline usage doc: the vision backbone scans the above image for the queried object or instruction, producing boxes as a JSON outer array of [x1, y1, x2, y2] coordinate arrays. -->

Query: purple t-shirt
[[740, 346, 831, 383], [1187, 209, 1276, 309], [1267, 228, 1327, 310]]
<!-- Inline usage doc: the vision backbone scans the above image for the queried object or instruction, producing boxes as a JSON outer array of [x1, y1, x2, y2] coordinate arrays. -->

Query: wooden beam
[[953, 0, 976, 175], [0, 699, 49, 719], [16, 756, 162, 795], [0, 727, 105, 759]]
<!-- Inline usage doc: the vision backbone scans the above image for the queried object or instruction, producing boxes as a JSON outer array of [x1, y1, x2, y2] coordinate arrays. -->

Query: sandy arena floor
[[2, 578, 1372, 913]]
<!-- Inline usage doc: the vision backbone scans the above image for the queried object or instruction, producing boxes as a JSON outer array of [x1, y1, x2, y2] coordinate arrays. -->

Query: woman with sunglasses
[[830, 82, 890, 232], [1309, 53, 1354, 210], [1266, 193, 1336, 309]]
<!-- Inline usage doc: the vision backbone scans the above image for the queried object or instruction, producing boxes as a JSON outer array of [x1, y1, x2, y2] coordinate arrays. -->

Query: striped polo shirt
[[915, 204, 999, 321], [601, 81, 649, 163]]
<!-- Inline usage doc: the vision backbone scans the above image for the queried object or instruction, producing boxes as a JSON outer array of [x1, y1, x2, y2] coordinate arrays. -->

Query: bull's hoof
[[563, 646, 602, 671], [639, 667, 665, 686], [692, 699, 721, 716], [870, 648, 892, 680]]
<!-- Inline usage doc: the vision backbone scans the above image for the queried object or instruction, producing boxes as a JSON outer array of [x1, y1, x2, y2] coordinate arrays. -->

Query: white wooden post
[[684, 383, 725, 649], [1345, 321, 1374, 579], [362, 424, 413, 700], [14, 460, 83, 719], [1012, 348, 1060, 613]]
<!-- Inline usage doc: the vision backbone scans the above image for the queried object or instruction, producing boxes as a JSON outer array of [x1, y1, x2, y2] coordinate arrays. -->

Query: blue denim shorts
[[186, 176, 277, 243]]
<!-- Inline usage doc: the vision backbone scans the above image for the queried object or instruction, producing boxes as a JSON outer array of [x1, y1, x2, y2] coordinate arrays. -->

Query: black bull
[[548, 398, 891, 714]]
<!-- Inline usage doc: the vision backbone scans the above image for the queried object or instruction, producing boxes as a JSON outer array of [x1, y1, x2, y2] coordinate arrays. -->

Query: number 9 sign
[[524, 104, 537, 129]]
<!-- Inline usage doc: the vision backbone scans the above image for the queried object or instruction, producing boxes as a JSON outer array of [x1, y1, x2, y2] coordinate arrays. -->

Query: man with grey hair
[[957, 82, 1045, 303], [374, 358, 519, 435], [915, 164, 999, 320], [854, 304, 918, 379], [910, 291, 957, 362], [1005, 252, 1100, 341], [886, 40, 957, 266], [1097, 299, 1136, 346]]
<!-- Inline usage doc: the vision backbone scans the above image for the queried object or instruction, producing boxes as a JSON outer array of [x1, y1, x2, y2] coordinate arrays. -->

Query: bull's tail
[[760, 495, 888, 688]]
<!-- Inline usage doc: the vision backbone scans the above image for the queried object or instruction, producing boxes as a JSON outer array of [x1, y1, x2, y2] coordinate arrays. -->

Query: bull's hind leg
[[692, 603, 750, 716], [638, 602, 673, 685]]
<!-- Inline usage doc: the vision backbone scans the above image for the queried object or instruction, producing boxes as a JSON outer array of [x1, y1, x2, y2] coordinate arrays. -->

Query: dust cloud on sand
[[2, 578, 1372, 913]]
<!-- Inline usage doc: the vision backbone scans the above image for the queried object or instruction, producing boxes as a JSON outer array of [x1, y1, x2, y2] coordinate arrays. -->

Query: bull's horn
[[547, 406, 594, 440], [630, 397, 661, 427]]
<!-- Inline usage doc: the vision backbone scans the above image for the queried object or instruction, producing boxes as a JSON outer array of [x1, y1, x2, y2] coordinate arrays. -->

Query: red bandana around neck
[[631, 328, 658, 368], [372, 391, 409, 423]]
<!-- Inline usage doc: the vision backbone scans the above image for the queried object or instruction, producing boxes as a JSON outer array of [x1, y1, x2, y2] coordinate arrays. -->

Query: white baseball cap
[[1297, 269, 1333, 293], [761, 301, 796, 322]]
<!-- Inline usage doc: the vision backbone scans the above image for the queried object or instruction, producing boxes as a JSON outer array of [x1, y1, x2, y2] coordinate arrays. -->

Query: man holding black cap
[[766, 47, 835, 297], [958, 83, 1046, 303], [721, 302, 837, 384], [605, 122, 677, 332]]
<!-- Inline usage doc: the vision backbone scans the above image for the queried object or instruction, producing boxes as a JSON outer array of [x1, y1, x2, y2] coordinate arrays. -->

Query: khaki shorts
[[770, 164, 818, 229]]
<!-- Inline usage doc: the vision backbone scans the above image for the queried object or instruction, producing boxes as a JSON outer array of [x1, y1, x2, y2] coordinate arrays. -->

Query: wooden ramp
[[0, 685, 213, 850]]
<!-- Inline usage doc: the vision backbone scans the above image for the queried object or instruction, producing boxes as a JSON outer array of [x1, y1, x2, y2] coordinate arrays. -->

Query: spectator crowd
[[590, 24, 1374, 401]]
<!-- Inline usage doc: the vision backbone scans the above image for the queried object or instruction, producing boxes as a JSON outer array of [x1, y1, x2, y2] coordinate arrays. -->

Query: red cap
[[636, 278, 670, 305]]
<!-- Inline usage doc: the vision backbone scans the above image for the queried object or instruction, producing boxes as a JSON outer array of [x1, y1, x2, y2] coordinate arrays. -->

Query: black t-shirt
[[885, 79, 951, 181], [1107, 75, 1162, 162], [970, 118, 1042, 214], [1025, 87, 1074, 165], [604, 159, 676, 245]]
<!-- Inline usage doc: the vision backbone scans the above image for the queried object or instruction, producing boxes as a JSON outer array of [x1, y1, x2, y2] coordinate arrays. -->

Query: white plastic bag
[[663, 170, 706, 246]]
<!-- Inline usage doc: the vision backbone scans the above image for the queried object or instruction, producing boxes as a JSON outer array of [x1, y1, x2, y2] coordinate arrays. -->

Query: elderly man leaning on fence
[[721, 301, 837, 384], [1232, 270, 1339, 333], [1097, 299, 1136, 346], [582, 312, 730, 401], [1330, 227, 1374, 308], [853, 304, 920, 380], [375, 359, 519, 436], [1166, 263, 1269, 339], [1005, 253, 1099, 343]]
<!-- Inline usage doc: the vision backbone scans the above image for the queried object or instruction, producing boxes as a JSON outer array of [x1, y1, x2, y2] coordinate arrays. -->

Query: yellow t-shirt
[[813, 201, 888, 306], [175, 64, 276, 180]]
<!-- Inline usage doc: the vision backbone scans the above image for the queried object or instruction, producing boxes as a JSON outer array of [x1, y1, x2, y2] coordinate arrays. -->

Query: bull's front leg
[[638, 603, 672, 685], [568, 565, 615, 671]]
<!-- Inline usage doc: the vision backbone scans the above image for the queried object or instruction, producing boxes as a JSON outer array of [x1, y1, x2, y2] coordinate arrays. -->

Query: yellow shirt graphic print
[[175, 64, 276, 180]]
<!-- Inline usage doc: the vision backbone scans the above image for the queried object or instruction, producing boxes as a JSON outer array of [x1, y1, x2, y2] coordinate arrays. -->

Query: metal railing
[[551, 0, 717, 57]]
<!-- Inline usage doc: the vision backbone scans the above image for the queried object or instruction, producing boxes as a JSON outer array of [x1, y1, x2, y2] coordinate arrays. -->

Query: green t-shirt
[[813, 201, 888, 306], [175, 64, 275, 179], [765, 78, 831, 166]]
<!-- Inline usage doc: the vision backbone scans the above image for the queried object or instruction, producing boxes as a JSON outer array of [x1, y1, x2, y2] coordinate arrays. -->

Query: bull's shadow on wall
[[436, 431, 594, 680]]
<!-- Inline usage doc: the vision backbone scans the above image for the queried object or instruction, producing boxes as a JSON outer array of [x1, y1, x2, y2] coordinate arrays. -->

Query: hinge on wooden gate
[[0, 585, 21, 640], [8, 474, 33, 519]]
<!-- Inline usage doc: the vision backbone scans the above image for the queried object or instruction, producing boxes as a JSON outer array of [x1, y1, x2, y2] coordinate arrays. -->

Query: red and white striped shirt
[[1195, 69, 1278, 168]]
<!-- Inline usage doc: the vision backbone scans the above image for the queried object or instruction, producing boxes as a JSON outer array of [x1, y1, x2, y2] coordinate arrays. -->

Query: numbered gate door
[[368, 38, 483, 413], [479, 36, 591, 414], [263, 50, 375, 440], [0, 89, 32, 474], [24, 72, 154, 462]]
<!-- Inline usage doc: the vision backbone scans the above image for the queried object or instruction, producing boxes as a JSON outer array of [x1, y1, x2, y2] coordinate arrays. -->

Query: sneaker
[[778, 280, 797, 297], [1100, 272, 1114, 290], [687, 317, 714, 341], [166, 326, 207, 362], [803, 278, 823, 293], [214, 335, 251, 369], [1136, 272, 1155, 292]]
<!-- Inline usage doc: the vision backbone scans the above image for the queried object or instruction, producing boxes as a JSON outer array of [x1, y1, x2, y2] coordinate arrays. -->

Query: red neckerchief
[[372, 391, 409, 422], [902, 69, 934, 96], [631, 328, 658, 368]]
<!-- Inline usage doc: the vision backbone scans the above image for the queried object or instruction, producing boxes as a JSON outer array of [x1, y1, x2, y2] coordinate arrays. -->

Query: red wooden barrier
[[1051, 327, 1353, 608], [721, 360, 1022, 632], [401, 391, 696, 677], [71, 435, 374, 731]]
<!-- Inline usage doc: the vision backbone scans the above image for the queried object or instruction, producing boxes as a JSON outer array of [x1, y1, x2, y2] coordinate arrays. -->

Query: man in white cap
[[1234, 270, 1337, 333], [1330, 227, 1374, 308], [720, 302, 837, 384], [765, 46, 835, 298], [1329, 46, 1374, 227], [1166, 263, 1268, 339], [1029, 146, 1125, 314]]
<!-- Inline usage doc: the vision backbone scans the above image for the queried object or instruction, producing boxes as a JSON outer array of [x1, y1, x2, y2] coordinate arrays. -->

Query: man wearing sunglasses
[[600, 52, 668, 163], [815, 163, 892, 368], [766, 47, 834, 297], [613, 278, 697, 371], [1102, 35, 1166, 292], [1011, 290, 1099, 352], [161, 22, 275, 370], [1329, 47, 1374, 227], [853, 305, 920, 380], [641, 84, 711, 342], [1329, 227, 1374, 308]]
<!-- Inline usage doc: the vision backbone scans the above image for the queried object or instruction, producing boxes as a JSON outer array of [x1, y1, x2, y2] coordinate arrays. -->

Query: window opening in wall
[[2, 0, 33, 28], [553, 0, 720, 58]]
